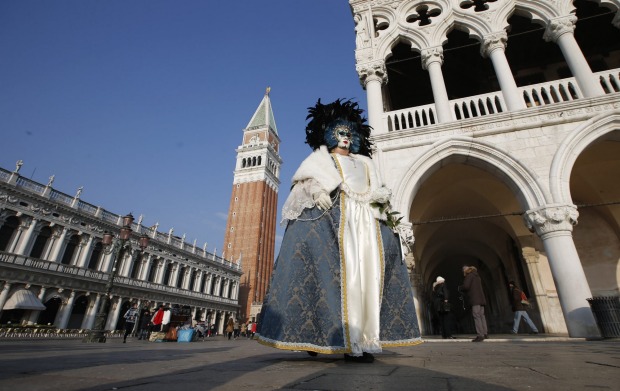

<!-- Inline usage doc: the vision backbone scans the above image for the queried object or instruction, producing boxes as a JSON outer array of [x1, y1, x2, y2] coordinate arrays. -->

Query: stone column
[[214, 276, 222, 296], [524, 204, 600, 338], [15, 216, 38, 255], [544, 15, 604, 98], [206, 274, 213, 295], [195, 271, 204, 292], [27, 286, 47, 325], [48, 226, 69, 262], [356, 60, 388, 135], [156, 259, 167, 284], [170, 263, 180, 287], [140, 254, 153, 281], [76, 235, 95, 268], [0, 282, 12, 318], [421, 46, 453, 123], [481, 32, 526, 111], [521, 247, 568, 335], [105, 297, 122, 331], [82, 293, 100, 329], [57, 290, 76, 329]]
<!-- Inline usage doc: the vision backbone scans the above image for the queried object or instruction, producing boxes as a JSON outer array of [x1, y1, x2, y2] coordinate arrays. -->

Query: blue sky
[[0, 1, 368, 255]]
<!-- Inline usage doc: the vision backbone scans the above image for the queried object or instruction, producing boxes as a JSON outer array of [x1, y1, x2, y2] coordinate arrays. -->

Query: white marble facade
[[350, 0, 620, 338]]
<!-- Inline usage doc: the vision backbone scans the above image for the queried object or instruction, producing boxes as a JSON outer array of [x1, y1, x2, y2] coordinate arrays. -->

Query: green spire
[[245, 87, 278, 135]]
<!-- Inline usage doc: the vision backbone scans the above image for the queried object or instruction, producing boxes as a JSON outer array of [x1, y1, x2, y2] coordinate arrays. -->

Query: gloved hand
[[313, 192, 332, 211]]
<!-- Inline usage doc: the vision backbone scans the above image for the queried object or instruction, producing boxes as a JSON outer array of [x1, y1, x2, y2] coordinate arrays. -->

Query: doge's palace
[[350, 0, 620, 338]]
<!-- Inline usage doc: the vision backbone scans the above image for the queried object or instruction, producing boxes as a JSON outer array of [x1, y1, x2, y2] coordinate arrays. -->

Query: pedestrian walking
[[459, 266, 488, 342], [509, 281, 539, 334], [137, 309, 151, 340], [123, 303, 139, 343], [225, 318, 234, 340], [432, 276, 455, 339]]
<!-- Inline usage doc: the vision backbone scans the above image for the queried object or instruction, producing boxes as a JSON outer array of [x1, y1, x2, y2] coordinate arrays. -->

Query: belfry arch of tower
[[399, 138, 567, 336]]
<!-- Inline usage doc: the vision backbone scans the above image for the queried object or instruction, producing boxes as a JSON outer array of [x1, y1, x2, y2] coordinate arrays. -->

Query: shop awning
[[3, 289, 46, 311]]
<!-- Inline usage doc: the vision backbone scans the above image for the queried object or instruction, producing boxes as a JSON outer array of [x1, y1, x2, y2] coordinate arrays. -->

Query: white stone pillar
[[524, 204, 600, 338], [81, 293, 98, 329], [15, 216, 38, 255], [356, 60, 388, 135], [195, 271, 204, 292], [521, 247, 568, 335], [156, 259, 167, 284], [27, 286, 47, 325], [105, 297, 122, 331], [170, 263, 180, 287], [76, 235, 95, 268], [222, 279, 230, 298], [0, 282, 12, 318], [482, 32, 526, 111], [421, 47, 453, 123], [214, 276, 222, 296], [206, 274, 213, 294], [48, 227, 69, 262], [57, 290, 76, 329], [544, 15, 604, 98], [140, 254, 153, 281]]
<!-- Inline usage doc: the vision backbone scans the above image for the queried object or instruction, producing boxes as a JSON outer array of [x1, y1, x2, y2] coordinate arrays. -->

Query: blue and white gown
[[257, 146, 422, 355]]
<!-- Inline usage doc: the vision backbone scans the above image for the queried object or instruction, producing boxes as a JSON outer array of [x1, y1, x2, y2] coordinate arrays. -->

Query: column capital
[[521, 248, 540, 264], [356, 60, 388, 86], [481, 31, 507, 58], [543, 15, 577, 43], [421, 46, 444, 70], [524, 204, 579, 237]]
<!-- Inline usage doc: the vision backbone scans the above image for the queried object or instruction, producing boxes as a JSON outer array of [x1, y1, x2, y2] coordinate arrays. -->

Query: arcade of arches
[[407, 130, 620, 337], [0, 167, 242, 335]]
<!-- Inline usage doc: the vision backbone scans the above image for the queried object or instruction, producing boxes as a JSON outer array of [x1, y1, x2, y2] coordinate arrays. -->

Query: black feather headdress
[[305, 98, 374, 157]]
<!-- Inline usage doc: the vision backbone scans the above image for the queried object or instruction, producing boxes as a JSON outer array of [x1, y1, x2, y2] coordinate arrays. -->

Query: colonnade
[[357, 14, 605, 135]]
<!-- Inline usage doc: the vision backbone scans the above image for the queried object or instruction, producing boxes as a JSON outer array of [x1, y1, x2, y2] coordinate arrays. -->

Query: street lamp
[[83, 213, 149, 343]]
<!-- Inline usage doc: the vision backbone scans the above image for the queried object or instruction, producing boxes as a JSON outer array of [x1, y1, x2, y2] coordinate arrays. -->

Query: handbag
[[520, 291, 530, 307]]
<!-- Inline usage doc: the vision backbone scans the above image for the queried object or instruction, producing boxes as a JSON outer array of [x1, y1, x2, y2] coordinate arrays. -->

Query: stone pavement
[[0, 335, 618, 391]]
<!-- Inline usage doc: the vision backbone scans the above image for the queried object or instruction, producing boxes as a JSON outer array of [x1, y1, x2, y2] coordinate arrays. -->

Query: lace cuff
[[281, 179, 325, 225]]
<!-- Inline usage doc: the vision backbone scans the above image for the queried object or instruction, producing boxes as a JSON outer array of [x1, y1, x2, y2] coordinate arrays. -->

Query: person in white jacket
[[257, 99, 422, 363]]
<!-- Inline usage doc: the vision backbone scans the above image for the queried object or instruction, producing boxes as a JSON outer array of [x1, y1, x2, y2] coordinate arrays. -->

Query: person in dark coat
[[509, 281, 539, 334], [432, 276, 455, 339], [459, 266, 488, 342], [137, 309, 151, 340]]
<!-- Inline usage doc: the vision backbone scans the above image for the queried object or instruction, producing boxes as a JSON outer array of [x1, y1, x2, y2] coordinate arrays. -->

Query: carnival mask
[[324, 119, 359, 152], [334, 125, 352, 150]]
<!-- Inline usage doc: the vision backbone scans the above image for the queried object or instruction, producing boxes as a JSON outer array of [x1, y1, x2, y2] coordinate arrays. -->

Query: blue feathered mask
[[305, 98, 373, 157]]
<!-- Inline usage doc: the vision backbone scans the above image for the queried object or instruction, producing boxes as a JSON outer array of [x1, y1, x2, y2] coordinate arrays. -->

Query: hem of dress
[[256, 335, 349, 354], [256, 335, 424, 353], [380, 337, 424, 347]]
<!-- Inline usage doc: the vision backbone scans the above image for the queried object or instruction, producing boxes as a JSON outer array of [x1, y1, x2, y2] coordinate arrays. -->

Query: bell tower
[[223, 87, 281, 322]]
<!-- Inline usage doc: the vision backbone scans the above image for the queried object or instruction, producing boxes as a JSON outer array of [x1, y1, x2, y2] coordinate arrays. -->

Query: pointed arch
[[393, 136, 551, 218], [550, 109, 620, 203]]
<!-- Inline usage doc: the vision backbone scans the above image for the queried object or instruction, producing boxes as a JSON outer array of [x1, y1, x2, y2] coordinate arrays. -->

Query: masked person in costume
[[257, 99, 422, 362]]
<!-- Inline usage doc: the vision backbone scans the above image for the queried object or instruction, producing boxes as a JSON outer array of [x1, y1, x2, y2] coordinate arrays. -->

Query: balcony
[[385, 68, 620, 132]]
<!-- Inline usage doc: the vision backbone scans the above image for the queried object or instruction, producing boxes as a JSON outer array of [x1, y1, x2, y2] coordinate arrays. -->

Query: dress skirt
[[257, 198, 422, 354]]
